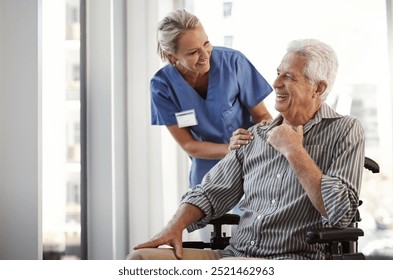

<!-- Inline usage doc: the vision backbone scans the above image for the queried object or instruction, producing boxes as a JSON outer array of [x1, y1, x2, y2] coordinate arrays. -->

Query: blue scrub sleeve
[[150, 78, 179, 126], [236, 53, 272, 109]]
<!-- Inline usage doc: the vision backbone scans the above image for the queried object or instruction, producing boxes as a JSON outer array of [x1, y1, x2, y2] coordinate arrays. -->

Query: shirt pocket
[[304, 144, 333, 173], [221, 97, 243, 139]]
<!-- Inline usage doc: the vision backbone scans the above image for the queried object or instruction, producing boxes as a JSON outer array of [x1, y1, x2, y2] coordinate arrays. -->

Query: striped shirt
[[181, 103, 365, 259]]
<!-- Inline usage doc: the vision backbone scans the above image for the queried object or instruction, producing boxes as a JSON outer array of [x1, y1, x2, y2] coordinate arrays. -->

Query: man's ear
[[315, 81, 328, 97]]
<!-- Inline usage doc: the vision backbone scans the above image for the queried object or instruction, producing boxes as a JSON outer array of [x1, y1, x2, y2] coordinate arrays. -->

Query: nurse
[[151, 9, 273, 188]]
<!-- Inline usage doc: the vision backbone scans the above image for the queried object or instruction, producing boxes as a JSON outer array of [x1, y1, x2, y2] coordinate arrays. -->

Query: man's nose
[[272, 77, 282, 89]]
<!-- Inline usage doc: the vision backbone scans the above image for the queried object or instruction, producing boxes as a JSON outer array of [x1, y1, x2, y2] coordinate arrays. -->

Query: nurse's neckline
[[176, 66, 209, 99]]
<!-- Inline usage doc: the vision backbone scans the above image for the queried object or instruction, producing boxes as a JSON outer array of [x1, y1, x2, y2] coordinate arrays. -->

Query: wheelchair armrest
[[364, 157, 380, 173], [210, 213, 240, 225], [306, 227, 364, 244], [183, 213, 241, 250], [182, 241, 211, 249]]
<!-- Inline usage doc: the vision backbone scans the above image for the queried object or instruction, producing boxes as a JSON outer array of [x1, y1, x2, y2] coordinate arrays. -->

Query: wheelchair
[[183, 157, 380, 260]]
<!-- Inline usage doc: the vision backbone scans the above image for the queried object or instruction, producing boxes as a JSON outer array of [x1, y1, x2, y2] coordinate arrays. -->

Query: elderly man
[[129, 39, 365, 260]]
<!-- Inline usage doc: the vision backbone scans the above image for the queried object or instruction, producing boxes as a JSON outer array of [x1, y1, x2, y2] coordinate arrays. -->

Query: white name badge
[[175, 109, 198, 128]]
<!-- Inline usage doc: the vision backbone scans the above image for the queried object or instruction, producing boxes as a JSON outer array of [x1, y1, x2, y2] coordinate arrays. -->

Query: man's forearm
[[286, 149, 327, 217], [168, 203, 205, 230]]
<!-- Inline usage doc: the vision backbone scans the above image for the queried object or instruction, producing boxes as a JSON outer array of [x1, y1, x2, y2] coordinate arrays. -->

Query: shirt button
[[271, 199, 276, 204], [257, 215, 261, 220], [250, 241, 255, 245], [277, 173, 281, 178]]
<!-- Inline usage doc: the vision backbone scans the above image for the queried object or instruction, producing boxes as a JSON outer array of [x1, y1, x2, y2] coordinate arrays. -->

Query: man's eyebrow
[[278, 69, 295, 77]]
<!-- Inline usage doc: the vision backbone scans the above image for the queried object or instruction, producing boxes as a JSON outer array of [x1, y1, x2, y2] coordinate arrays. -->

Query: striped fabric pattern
[[181, 103, 365, 259]]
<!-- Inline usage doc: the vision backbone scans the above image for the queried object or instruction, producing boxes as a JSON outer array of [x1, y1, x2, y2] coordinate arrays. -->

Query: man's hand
[[133, 223, 185, 259], [267, 124, 304, 157], [132, 203, 205, 260]]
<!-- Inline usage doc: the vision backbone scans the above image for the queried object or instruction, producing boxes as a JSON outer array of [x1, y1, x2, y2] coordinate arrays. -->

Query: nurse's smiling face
[[172, 24, 212, 75]]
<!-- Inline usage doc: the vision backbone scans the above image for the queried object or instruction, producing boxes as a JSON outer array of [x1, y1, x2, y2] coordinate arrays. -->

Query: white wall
[[125, 0, 191, 251], [126, 0, 163, 251], [0, 0, 42, 260], [86, 0, 129, 260], [86, 0, 180, 259]]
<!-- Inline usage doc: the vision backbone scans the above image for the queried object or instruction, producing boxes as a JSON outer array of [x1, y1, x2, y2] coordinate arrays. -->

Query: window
[[223, 2, 233, 17], [223, 35, 234, 47], [42, 0, 83, 260]]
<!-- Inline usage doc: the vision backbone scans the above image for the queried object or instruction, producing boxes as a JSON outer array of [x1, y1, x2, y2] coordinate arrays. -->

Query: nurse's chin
[[196, 66, 210, 74]]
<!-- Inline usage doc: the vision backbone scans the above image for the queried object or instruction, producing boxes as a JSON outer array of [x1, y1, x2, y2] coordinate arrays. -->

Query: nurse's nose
[[199, 47, 210, 58]]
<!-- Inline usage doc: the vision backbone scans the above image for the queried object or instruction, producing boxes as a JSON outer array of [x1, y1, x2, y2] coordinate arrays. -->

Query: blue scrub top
[[150, 46, 272, 187]]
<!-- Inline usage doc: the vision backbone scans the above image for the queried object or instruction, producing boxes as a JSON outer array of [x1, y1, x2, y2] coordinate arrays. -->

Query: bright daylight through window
[[42, 0, 82, 260]]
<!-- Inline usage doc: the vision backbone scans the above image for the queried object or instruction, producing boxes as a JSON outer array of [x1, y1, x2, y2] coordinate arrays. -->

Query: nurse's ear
[[167, 54, 178, 66]]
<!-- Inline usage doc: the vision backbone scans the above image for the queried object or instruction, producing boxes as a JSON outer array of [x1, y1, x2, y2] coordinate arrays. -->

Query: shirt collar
[[257, 103, 343, 135], [303, 103, 343, 134]]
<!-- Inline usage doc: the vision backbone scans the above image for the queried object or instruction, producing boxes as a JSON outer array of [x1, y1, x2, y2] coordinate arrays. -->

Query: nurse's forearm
[[250, 101, 272, 123], [182, 141, 229, 159], [166, 125, 229, 159]]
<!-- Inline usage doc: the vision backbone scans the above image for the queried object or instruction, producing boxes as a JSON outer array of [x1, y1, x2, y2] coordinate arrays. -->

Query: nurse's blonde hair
[[156, 9, 200, 65]]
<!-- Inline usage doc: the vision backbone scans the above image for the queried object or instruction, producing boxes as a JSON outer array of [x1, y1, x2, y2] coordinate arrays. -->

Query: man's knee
[[126, 248, 177, 260], [126, 249, 144, 260]]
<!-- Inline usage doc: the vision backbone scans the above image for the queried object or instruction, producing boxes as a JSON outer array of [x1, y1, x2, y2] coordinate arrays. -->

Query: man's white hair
[[287, 39, 339, 101]]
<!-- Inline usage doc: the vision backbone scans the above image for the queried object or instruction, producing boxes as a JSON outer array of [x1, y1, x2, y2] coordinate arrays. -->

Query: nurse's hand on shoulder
[[228, 128, 254, 151], [259, 118, 272, 126]]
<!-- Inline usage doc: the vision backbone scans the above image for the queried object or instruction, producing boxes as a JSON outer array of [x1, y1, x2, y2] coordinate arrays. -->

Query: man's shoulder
[[337, 114, 364, 131], [319, 104, 362, 126], [320, 113, 364, 140], [247, 122, 271, 140]]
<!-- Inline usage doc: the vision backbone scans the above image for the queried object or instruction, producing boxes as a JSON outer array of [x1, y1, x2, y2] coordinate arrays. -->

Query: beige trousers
[[127, 248, 221, 260], [127, 248, 263, 260]]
